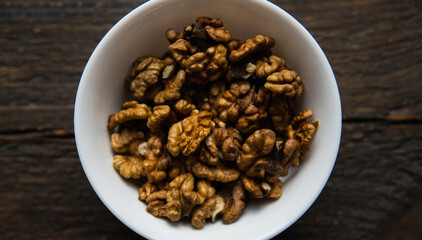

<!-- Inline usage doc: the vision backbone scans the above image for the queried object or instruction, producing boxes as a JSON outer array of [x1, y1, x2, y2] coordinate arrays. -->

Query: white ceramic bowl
[[74, 0, 342, 239]]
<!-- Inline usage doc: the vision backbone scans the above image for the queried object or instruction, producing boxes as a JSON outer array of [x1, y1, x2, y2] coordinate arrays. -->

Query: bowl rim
[[74, 0, 342, 239]]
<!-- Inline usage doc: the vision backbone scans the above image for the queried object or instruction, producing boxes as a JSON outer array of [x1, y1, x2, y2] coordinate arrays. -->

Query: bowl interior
[[74, 0, 341, 239]]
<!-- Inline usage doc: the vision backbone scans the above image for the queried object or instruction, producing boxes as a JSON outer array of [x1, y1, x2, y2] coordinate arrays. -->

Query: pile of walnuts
[[107, 16, 319, 228]]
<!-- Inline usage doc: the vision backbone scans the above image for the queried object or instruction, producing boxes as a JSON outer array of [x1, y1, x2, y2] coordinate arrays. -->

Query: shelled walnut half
[[107, 16, 319, 229]]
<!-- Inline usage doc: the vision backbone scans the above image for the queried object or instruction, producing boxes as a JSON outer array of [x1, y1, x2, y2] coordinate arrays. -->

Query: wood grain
[[0, 123, 420, 239], [0, 0, 421, 239]]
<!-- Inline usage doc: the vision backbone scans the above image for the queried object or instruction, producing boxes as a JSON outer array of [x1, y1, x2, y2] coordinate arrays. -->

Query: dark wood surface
[[1, 0, 421, 239]]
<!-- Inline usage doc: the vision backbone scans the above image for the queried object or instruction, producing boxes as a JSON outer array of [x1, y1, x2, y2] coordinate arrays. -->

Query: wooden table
[[1, 0, 421, 239]]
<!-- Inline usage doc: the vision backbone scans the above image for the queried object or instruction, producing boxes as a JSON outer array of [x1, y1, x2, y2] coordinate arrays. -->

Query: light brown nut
[[219, 181, 246, 224], [144, 173, 216, 223], [124, 56, 152, 91], [147, 105, 171, 133], [229, 34, 275, 63], [206, 44, 228, 74], [168, 39, 197, 66], [198, 82, 226, 116], [187, 157, 240, 182], [215, 81, 251, 122], [192, 16, 225, 40], [143, 136, 172, 183], [205, 25, 232, 42], [242, 175, 282, 199], [166, 29, 181, 43], [241, 175, 272, 198], [296, 121, 319, 153], [191, 197, 217, 228], [154, 69, 186, 105], [113, 155, 144, 179], [163, 173, 197, 221], [245, 138, 300, 178], [167, 111, 214, 157], [129, 57, 166, 99], [185, 44, 228, 85], [226, 39, 241, 52], [255, 55, 286, 78], [165, 187, 183, 221], [167, 158, 185, 180], [184, 52, 208, 73], [215, 81, 269, 134], [128, 139, 146, 157], [237, 129, 276, 172], [166, 24, 193, 43], [110, 128, 145, 153], [200, 127, 242, 165], [107, 101, 151, 130], [226, 61, 256, 82], [235, 86, 269, 134], [146, 190, 167, 218], [287, 109, 319, 160], [269, 93, 292, 134], [173, 99, 197, 116], [291, 108, 314, 127], [267, 177, 283, 199], [265, 70, 304, 97], [146, 189, 167, 203], [139, 181, 159, 201], [195, 180, 216, 204]]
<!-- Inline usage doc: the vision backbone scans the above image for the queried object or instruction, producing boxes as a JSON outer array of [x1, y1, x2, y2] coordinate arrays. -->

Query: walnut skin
[[229, 34, 275, 63], [146, 173, 215, 224], [255, 55, 286, 78], [215, 81, 269, 134], [143, 136, 172, 183], [185, 44, 228, 85], [186, 156, 240, 182], [226, 60, 257, 82], [287, 109, 319, 160], [192, 16, 231, 43], [265, 70, 304, 97], [166, 24, 193, 43], [242, 175, 282, 199], [139, 181, 159, 201], [241, 175, 272, 198], [237, 129, 276, 172], [198, 82, 226, 116], [173, 99, 197, 116], [191, 197, 216, 228], [167, 111, 214, 157], [128, 139, 146, 157], [219, 180, 246, 224], [146, 189, 168, 218], [267, 177, 283, 199], [107, 101, 151, 130], [113, 155, 144, 179], [154, 69, 186, 105], [269, 93, 292, 134], [129, 57, 166, 99], [110, 128, 145, 153], [147, 105, 171, 133], [205, 25, 232, 42], [215, 81, 251, 122], [235, 85, 269, 134], [168, 39, 198, 66], [226, 39, 241, 52], [200, 126, 242, 165]]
